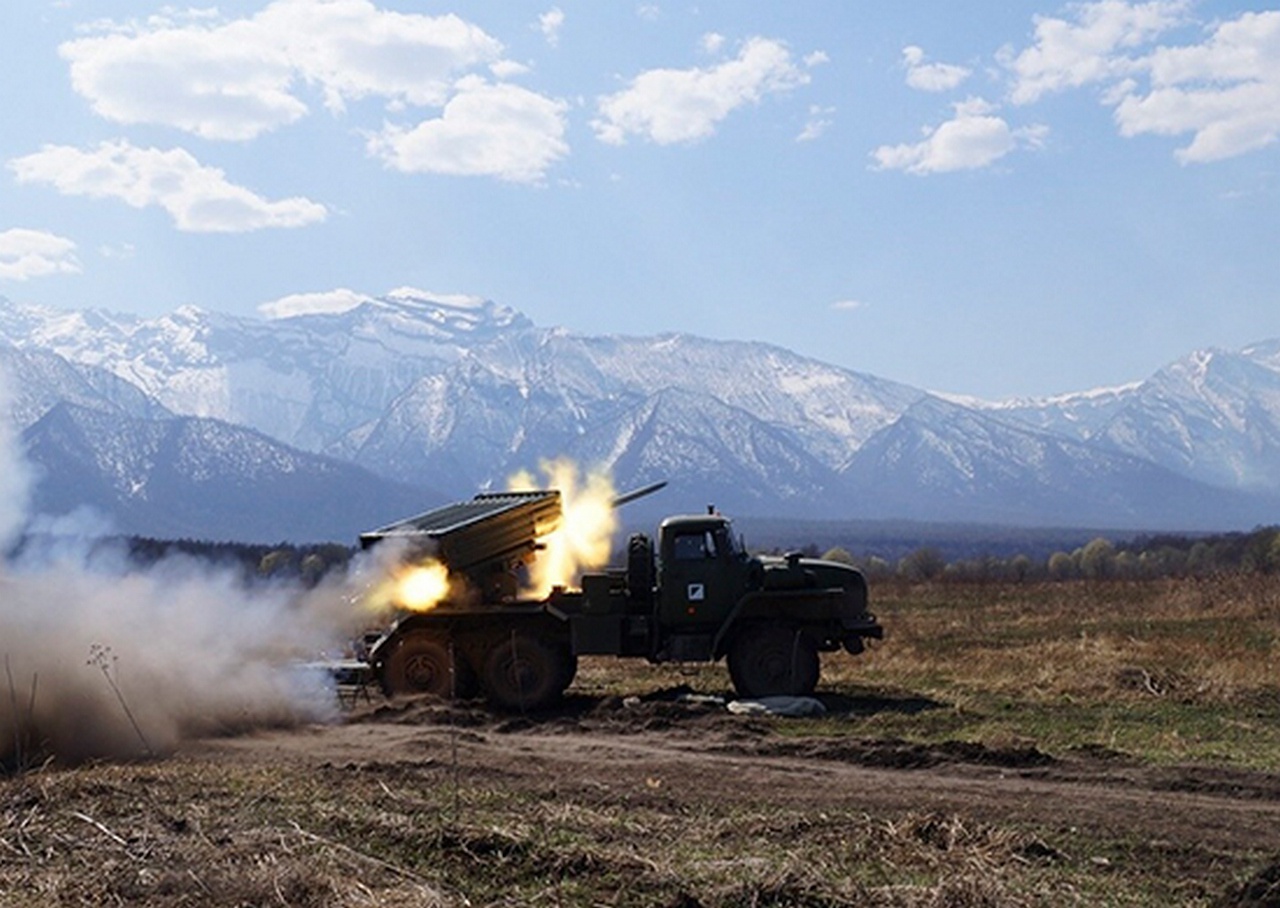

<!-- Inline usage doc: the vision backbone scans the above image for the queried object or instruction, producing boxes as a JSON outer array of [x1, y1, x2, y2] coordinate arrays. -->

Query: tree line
[[15, 523, 1280, 587], [819, 524, 1280, 583]]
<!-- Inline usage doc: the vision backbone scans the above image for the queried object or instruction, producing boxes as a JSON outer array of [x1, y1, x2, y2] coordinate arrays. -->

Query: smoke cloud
[[0, 372, 374, 767]]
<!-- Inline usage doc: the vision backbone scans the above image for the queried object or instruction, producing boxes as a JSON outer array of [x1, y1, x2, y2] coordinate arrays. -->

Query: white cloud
[[8, 141, 327, 232], [538, 8, 565, 47], [701, 32, 727, 55], [995, 3, 1280, 163], [902, 46, 971, 92], [636, 5, 662, 23], [99, 242, 136, 260], [593, 36, 810, 145], [871, 97, 1048, 175], [258, 288, 372, 319], [830, 299, 864, 311], [0, 229, 82, 282], [1002, 0, 1187, 104], [797, 104, 835, 142], [490, 59, 532, 79], [368, 77, 569, 183], [59, 0, 506, 140], [1112, 11, 1280, 162]]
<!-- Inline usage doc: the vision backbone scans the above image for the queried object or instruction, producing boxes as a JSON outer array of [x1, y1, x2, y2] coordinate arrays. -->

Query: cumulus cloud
[[259, 288, 373, 319], [797, 104, 835, 142], [872, 97, 1048, 175], [1002, 0, 1188, 104], [902, 46, 971, 92], [992, 2, 1280, 163], [1112, 10, 1280, 162], [593, 36, 811, 145], [0, 229, 82, 282], [9, 141, 327, 233], [59, 0, 506, 140], [368, 77, 569, 183], [538, 7, 565, 46]]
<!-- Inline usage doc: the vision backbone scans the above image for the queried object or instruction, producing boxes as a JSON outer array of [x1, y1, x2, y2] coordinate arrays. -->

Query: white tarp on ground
[[726, 696, 826, 717]]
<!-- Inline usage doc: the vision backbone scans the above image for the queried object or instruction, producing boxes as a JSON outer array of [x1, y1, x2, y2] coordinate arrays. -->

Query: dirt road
[[197, 691, 1280, 894], [7, 688, 1280, 906]]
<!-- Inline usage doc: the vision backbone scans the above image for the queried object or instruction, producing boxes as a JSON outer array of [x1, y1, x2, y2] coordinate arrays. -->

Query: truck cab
[[657, 515, 748, 631], [647, 512, 880, 671]]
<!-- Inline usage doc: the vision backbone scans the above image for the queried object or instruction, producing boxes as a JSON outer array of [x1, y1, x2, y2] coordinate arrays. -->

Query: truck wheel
[[482, 631, 570, 711], [381, 632, 477, 699], [727, 624, 820, 699]]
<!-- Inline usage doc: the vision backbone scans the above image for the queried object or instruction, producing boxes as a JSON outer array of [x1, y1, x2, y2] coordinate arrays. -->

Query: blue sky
[[1, 1, 1277, 399]]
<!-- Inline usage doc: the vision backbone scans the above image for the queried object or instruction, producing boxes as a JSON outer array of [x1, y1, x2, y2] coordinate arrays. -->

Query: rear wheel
[[482, 631, 573, 711], [726, 623, 820, 699], [380, 632, 477, 699]]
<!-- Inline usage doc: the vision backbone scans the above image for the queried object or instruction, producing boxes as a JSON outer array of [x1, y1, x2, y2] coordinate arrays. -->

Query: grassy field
[[834, 576, 1280, 770], [3, 574, 1280, 906]]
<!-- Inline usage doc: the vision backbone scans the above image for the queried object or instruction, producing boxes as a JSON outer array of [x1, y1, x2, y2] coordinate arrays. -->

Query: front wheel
[[482, 631, 573, 711], [726, 623, 820, 699]]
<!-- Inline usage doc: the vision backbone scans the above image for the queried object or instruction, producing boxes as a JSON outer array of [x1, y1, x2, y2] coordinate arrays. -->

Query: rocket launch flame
[[508, 459, 618, 597]]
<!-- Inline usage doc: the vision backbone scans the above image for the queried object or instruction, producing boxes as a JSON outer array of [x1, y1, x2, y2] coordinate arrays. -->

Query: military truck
[[357, 485, 882, 710]]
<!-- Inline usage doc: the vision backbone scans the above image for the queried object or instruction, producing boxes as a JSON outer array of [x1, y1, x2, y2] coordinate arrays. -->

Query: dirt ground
[[192, 687, 1280, 903], [7, 684, 1280, 906]]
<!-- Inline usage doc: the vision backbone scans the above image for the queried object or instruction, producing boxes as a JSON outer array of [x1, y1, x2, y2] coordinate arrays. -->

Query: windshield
[[715, 522, 740, 557]]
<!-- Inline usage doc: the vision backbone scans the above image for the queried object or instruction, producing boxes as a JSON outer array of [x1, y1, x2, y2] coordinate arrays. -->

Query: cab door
[[658, 526, 741, 628]]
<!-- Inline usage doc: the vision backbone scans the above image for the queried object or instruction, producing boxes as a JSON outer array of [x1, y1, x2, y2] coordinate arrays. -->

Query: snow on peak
[[976, 381, 1144, 411], [171, 304, 206, 319], [257, 286, 528, 336], [385, 287, 487, 309], [377, 288, 527, 331]]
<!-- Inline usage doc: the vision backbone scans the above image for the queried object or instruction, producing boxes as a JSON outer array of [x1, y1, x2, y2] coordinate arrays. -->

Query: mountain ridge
[[2, 291, 1278, 539]]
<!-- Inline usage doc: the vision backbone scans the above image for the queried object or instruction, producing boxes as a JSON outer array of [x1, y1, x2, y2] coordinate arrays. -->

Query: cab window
[[673, 531, 716, 561]]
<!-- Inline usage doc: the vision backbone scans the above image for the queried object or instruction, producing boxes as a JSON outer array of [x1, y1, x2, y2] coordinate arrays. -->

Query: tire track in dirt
[[192, 697, 1280, 858]]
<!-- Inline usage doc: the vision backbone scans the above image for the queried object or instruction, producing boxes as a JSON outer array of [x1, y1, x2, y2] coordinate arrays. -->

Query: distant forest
[[8, 534, 353, 587], [792, 525, 1280, 583], [10, 522, 1280, 586]]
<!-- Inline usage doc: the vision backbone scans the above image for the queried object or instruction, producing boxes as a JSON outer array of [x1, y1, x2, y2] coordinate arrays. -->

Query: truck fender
[[710, 588, 848, 658]]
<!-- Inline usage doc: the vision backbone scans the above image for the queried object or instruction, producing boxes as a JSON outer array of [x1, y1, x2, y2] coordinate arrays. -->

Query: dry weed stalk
[[4, 654, 38, 774], [86, 643, 153, 759]]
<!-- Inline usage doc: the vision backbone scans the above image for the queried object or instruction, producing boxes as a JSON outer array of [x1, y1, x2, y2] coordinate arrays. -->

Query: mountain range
[[1, 289, 1278, 543]]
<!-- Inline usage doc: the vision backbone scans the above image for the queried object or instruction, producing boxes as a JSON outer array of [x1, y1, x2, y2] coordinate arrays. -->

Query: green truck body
[[359, 488, 882, 710]]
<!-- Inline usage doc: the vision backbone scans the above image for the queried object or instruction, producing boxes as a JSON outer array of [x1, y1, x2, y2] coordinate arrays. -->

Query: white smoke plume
[[0, 372, 378, 767]]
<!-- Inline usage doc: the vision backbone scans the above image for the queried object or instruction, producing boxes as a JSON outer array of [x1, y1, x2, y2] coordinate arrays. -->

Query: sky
[[1, 0, 1278, 400]]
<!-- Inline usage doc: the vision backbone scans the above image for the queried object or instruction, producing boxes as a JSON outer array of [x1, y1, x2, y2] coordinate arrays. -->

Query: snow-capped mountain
[[20, 403, 440, 543], [972, 382, 1141, 443], [0, 291, 532, 453], [2, 290, 1279, 539], [0, 345, 170, 429], [842, 396, 1274, 528], [328, 327, 922, 500], [1090, 345, 1280, 492]]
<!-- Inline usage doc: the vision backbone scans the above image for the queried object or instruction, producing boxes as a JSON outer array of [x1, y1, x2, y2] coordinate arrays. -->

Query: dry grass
[[816, 576, 1280, 769], [859, 576, 1279, 696], [0, 755, 1095, 907], [4, 574, 1279, 906]]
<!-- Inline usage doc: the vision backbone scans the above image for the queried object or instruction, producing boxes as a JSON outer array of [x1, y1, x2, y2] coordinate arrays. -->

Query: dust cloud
[[0, 377, 379, 767]]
